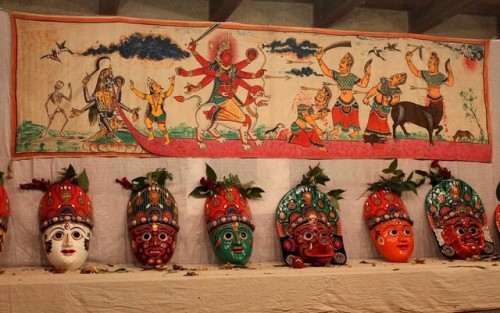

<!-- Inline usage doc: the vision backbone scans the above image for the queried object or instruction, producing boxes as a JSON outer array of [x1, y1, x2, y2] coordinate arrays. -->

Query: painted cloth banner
[[10, 13, 492, 161]]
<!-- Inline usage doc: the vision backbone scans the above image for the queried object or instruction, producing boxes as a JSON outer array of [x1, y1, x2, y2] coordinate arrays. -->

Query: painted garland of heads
[[419, 160, 495, 259], [362, 159, 425, 263], [275, 164, 346, 268], [20, 165, 93, 272], [190, 164, 264, 266], [116, 168, 180, 268]]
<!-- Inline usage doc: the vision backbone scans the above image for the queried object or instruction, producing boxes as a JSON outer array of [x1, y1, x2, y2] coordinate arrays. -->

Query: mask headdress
[[117, 169, 179, 233]]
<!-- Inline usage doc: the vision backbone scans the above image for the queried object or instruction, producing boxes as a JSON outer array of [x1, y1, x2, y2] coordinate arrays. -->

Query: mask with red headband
[[20, 165, 93, 271], [362, 160, 425, 263], [116, 169, 179, 268], [190, 164, 263, 266]]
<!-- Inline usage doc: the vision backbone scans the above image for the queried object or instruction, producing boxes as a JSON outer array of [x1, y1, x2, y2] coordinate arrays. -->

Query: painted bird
[[56, 40, 74, 55], [384, 42, 400, 52], [368, 47, 385, 61], [40, 49, 61, 62]]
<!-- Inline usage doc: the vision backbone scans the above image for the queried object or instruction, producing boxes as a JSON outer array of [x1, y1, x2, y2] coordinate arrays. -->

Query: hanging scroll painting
[[10, 13, 492, 161]]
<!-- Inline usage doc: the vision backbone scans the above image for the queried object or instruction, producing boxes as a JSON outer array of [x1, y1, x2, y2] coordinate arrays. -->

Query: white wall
[[0, 2, 498, 267]]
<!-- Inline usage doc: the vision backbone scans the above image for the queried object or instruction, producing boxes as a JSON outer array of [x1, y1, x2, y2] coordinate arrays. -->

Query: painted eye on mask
[[239, 231, 248, 240], [159, 233, 169, 242], [403, 229, 412, 236], [52, 231, 64, 241], [456, 227, 466, 236], [142, 232, 152, 241], [469, 226, 479, 236], [72, 231, 83, 240], [389, 229, 398, 237], [223, 232, 233, 241], [303, 232, 313, 241]]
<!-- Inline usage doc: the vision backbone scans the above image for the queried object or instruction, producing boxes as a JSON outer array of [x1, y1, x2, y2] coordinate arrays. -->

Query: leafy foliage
[[21, 164, 89, 192], [58, 164, 89, 192], [127, 168, 174, 191], [299, 163, 330, 187], [364, 159, 425, 197], [189, 163, 264, 199], [298, 163, 345, 210], [459, 88, 485, 143], [415, 160, 453, 187]]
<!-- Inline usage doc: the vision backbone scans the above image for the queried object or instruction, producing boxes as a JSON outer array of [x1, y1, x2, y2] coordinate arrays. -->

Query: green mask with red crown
[[190, 164, 263, 266]]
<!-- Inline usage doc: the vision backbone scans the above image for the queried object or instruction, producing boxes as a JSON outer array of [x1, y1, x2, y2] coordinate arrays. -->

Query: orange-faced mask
[[364, 189, 414, 263]]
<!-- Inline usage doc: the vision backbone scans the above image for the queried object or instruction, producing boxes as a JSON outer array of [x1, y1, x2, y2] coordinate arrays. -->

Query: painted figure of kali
[[204, 186, 255, 265], [364, 189, 414, 262], [426, 179, 494, 259], [38, 179, 94, 271], [276, 185, 346, 267], [127, 181, 180, 268]]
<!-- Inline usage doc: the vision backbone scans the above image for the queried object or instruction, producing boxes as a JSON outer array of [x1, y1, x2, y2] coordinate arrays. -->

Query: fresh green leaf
[[415, 170, 428, 176], [405, 171, 414, 182], [329, 197, 340, 211], [388, 159, 398, 172], [363, 159, 424, 197], [66, 164, 76, 179], [299, 163, 330, 187], [205, 163, 217, 182], [327, 189, 345, 200], [315, 175, 330, 186], [189, 186, 211, 198], [75, 169, 89, 192], [393, 169, 403, 177]]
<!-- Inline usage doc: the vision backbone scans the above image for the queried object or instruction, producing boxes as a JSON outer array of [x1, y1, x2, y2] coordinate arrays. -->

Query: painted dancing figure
[[40, 80, 72, 138], [316, 49, 371, 138], [130, 76, 175, 145]]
